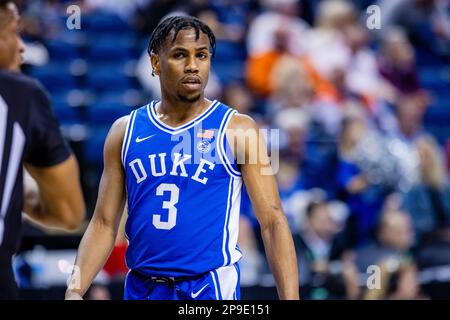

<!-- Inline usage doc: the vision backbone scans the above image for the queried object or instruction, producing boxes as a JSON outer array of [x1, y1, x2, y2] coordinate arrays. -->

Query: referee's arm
[[24, 155, 85, 230]]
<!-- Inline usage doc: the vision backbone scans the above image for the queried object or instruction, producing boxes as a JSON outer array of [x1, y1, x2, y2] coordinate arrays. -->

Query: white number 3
[[153, 183, 179, 230]]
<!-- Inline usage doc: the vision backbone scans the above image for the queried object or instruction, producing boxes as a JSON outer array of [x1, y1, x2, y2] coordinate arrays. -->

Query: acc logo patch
[[197, 140, 211, 154]]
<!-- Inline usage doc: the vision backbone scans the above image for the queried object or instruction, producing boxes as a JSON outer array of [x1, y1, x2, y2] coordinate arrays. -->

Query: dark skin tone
[[151, 28, 212, 127], [67, 27, 299, 300]]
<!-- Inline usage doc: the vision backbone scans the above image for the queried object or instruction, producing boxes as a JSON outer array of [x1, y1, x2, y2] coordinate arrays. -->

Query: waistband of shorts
[[130, 269, 205, 283]]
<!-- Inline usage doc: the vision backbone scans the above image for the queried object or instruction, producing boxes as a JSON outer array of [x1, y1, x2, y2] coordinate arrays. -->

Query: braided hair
[[147, 15, 216, 59]]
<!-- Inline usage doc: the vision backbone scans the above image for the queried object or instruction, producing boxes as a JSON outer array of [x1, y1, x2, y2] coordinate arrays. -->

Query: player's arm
[[24, 156, 85, 230], [227, 114, 300, 300], [65, 116, 128, 299]]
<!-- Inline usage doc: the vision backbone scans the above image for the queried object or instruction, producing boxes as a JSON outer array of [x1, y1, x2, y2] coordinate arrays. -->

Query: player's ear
[[150, 53, 160, 77]]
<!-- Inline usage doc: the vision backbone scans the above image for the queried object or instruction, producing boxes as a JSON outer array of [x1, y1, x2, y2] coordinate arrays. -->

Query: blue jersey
[[122, 99, 243, 277]]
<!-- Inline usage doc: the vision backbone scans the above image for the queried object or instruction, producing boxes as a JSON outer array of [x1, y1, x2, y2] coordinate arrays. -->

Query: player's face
[[0, 3, 24, 71], [154, 28, 211, 103]]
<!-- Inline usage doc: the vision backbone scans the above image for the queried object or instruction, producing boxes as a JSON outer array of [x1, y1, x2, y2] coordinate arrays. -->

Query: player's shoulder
[[227, 112, 258, 131], [109, 114, 131, 138], [213, 100, 258, 130], [103, 114, 132, 158]]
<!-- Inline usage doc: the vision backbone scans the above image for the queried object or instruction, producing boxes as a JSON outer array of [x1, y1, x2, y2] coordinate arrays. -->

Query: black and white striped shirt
[[0, 70, 70, 256]]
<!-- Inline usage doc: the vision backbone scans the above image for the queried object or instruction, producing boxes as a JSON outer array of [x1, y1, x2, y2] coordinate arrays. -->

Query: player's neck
[[156, 94, 210, 126]]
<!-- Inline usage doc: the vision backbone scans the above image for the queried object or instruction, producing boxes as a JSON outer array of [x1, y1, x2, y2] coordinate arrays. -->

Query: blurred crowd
[[11, 0, 450, 300]]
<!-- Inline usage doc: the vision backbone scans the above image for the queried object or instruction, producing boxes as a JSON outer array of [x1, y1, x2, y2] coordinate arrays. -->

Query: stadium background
[[11, 0, 450, 300]]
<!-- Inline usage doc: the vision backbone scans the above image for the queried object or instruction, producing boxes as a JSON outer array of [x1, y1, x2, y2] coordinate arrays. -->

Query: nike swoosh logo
[[135, 134, 156, 143], [191, 284, 209, 299]]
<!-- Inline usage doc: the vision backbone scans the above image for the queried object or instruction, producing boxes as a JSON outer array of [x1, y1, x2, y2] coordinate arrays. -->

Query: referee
[[0, 1, 85, 299]]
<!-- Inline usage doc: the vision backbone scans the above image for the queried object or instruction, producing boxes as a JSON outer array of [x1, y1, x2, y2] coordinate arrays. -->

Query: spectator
[[304, 0, 355, 102], [267, 55, 315, 115], [364, 258, 427, 300], [336, 115, 394, 247], [273, 107, 309, 164], [401, 135, 450, 243], [378, 28, 421, 96], [275, 159, 309, 229], [222, 81, 255, 115], [382, 90, 430, 192], [296, 200, 343, 265], [355, 209, 414, 272], [245, 27, 317, 98], [295, 199, 354, 299], [303, 1, 381, 135], [196, 8, 245, 43], [246, 0, 309, 57], [390, 91, 428, 143], [341, 20, 381, 104], [380, 0, 450, 62]]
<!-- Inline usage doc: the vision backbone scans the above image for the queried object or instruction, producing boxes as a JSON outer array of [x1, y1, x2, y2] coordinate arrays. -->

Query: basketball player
[[0, 1, 85, 299], [66, 16, 299, 300]]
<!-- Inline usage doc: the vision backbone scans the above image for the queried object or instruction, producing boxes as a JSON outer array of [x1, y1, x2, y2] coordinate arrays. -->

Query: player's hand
[[65, 290, 84, 300]]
